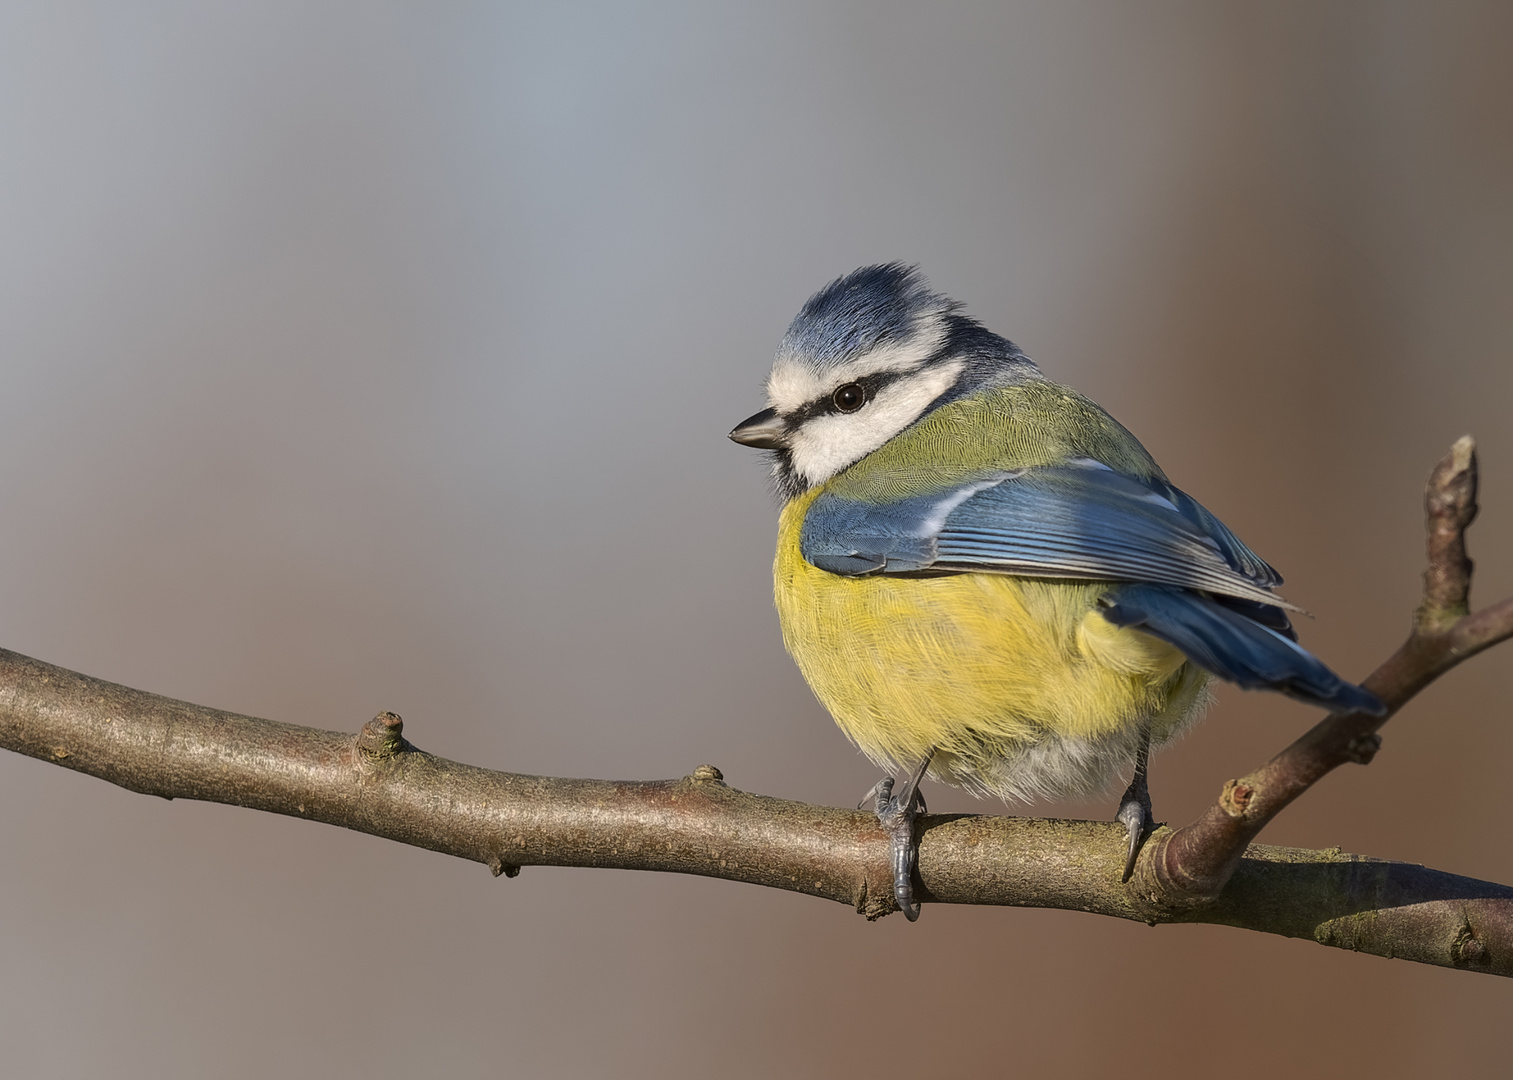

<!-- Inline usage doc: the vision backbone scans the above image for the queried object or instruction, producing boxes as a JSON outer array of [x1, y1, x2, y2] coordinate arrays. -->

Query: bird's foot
[[1115, 781, 1154, 883], [862, 775, 928, 921]]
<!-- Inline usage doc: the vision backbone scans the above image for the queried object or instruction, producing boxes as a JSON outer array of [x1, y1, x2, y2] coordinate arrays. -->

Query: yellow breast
[[774, 487, 1210, 801]]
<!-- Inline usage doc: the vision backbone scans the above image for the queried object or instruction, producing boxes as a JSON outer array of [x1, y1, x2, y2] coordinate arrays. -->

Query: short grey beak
[[729, 407, 788, 449]]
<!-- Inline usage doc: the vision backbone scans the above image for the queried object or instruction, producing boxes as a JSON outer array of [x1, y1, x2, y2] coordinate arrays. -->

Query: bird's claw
[[1115, 787, 1154, 883], [858, 777, 891, 812], [866, 775, 927, 920]]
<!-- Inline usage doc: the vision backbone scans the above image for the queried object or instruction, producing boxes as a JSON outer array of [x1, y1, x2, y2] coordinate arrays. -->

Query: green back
[[824, 381, 1165, 502]]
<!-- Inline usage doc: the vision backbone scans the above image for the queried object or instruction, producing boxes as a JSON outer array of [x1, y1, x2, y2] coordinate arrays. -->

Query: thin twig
[[1147, 437, 1513, 904]]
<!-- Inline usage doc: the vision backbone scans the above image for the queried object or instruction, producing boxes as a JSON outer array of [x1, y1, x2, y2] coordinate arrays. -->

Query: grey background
[[2, 3, 1511, 1076]]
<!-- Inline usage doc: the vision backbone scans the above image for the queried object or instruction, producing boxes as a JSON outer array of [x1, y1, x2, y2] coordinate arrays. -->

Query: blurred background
[[1, 2, 1510, 1076]]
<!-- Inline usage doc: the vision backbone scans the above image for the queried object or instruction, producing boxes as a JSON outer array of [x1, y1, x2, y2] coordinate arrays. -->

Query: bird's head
[[730, 264, 1039, 497]]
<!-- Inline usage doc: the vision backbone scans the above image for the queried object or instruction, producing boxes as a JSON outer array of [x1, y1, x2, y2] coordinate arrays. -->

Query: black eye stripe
[[791, 371, 903, 422]]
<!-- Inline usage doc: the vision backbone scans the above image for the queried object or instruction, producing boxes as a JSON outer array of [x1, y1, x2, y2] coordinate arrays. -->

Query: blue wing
[[801, 458, 1385, 714], [1101, 585, 1384, 714], [801, 458, 1285, 606]]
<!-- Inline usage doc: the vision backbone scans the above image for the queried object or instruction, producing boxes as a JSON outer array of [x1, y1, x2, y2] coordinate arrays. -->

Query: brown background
[[2, 3, 1510, 1076]]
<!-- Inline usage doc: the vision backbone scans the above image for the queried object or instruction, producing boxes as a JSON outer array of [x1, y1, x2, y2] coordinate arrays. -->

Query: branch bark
[[2, 438, 1510, 977]]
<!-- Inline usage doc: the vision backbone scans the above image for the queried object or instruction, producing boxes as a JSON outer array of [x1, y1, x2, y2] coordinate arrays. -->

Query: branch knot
[[357, 711, 409, 759], [1218, 780, 1254, 820], [1345, 733, 1382, 765]]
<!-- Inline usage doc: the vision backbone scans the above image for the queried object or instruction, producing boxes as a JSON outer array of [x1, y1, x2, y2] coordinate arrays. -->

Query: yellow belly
[[774, 489, 1210, 801]]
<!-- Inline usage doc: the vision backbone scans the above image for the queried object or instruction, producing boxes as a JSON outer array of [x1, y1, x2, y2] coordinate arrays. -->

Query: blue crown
[[779, 263, 957, 373]]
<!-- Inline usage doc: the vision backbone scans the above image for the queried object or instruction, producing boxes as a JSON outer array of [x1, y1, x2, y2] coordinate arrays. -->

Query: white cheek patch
[[765, 313, 949, 415], [787, 358, 965, 487]]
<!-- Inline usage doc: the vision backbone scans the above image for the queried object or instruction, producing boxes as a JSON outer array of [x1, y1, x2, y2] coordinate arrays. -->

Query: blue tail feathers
[[1100, 584, 1386, 716]]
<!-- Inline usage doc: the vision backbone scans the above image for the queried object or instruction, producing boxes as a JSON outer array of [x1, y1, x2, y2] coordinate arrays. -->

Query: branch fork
[[1139, 435, 1513, 908]]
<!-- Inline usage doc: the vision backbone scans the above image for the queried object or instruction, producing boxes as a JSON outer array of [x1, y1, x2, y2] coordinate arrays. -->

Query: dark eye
[[831, 383, 865, 413]]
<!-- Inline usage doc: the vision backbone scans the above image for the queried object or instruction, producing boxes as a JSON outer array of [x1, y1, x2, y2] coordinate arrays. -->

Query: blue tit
[[729, 264, 1383, 919]]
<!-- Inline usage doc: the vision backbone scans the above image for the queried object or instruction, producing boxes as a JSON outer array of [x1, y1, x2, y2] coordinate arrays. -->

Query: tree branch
[[2, 437, 1510, 977]]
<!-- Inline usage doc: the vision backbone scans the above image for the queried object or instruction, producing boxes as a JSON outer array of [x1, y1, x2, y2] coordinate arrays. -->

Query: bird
[[729, 264, 1384, 920]]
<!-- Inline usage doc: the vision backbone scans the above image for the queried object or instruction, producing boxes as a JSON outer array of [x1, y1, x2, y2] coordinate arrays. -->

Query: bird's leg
[[1115, 726, 1154, 882], [864, 751, 934, 921]]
